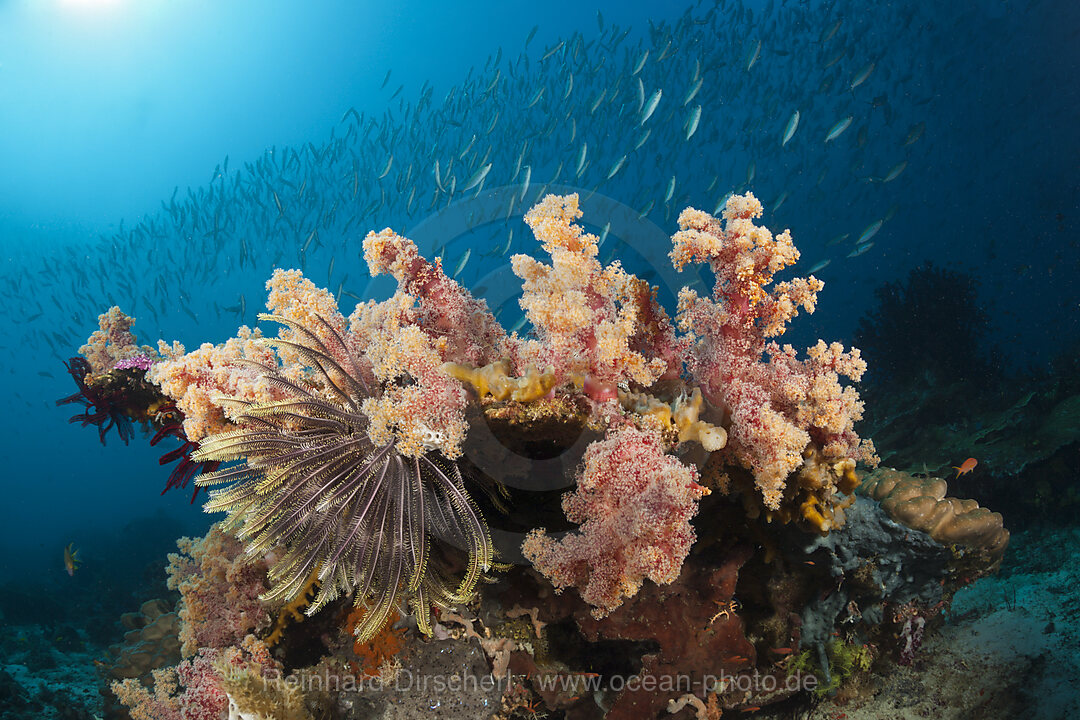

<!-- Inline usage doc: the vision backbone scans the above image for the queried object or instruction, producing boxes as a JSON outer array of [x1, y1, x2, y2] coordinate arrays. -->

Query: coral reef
[[57, 356, 163, 446], [508, 193, 685, 388], [148, 325, 284, 443], [107, 600, 182, 681], [569, 546, 756, 720], [66, 189, 1016, 720], [79, 306, 156, 375]]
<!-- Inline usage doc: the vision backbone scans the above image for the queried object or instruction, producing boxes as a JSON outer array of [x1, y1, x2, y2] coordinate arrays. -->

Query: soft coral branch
[[671, 194, 875, 510]]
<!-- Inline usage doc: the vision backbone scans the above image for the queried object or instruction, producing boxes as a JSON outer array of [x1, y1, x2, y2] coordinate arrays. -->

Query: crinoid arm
[[192, 313, 492, 642]]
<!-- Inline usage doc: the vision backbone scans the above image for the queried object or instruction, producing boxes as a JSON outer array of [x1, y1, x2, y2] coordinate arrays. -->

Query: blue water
[[0, 0, 1077, 713]]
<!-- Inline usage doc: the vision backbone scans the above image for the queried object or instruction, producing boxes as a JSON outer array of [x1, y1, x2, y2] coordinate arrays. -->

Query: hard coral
[[522, 426, 707, 618], [861, 468, 1009, 559], [671, 194, 876, 510]]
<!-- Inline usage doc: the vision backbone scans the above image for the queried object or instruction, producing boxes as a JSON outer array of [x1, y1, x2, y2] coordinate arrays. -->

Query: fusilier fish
[[825, 115, 853, 142], [782, 110, 800, 147], [857, 219, 883, 244], [686, 105, 701, 140], [640, 89, 662, 125]]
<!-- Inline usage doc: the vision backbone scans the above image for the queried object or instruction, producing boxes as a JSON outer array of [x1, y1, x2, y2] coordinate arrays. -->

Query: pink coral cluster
[[671, 194, 876, 509], [79, 306, 156, 374], [112, 638, 276, 720], [509, 194, 685, 388], [148, 235, 504, 460], [148, 269, 350, 445], [352, 228, 510, 457], [148, 325, 285, 442], [522, 425, 707, 618], [363, 228, 506, 366], [166, 525, 271, 658], [129, 190, 874, 626]]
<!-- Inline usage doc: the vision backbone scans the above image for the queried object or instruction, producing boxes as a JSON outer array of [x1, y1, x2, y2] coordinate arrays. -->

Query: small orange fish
[[63, 543, 80, 577], [953, 458, 978, 478], [741, 707, 761, 713]]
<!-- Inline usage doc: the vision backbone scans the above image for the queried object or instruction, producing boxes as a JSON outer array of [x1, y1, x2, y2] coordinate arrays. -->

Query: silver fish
[[453, 247, 471, 278], [772, 190, 789, 213], [635, 128, 651, 150], [541, 40, 565, 62], [640, 89, 662, 125], [378, 154, 393, 179], [820, 19, 842, 44], [713, 192, 732, 215], [462, 163, 492, 193], [459, 134, 477, 159], [683, 77, 703, 106], [882, 161, 907, 183], [825, 115, 853, 142], [782, 110, 800, 147], [847, 242, 874, 258], [633, 50, 649, 76], [746, 38, 761, 71], [607, 155, 627, 179], [857, 219, 883, 244], [520, 165, 532, 202], [589, 89, 607, 114], [850, 62, 875, 90], [686, 105, 701, 140], [903, 122, 926, 146]]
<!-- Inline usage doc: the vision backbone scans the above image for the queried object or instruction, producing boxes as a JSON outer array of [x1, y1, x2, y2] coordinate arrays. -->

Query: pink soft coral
[[509, 194, 685, 387], [80, 306, 156, 374], [671, 194, 875, 510], [148, 326, 285, 443], [522, 426, 707, 618], [166, 525, 271, 658], [363, 228, 506, 366]]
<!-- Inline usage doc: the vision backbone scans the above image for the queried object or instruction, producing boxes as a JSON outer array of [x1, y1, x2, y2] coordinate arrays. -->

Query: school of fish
[[6, 0, 1003, 410]]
